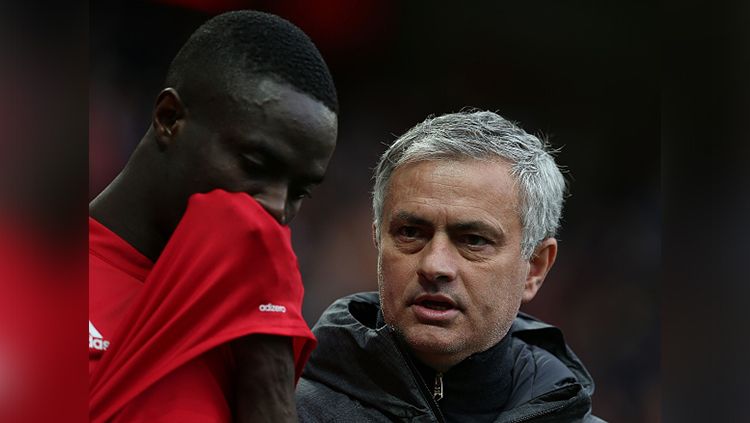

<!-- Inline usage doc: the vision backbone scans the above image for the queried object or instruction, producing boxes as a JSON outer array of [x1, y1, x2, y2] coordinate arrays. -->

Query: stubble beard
[[376, 250, 468, 360]]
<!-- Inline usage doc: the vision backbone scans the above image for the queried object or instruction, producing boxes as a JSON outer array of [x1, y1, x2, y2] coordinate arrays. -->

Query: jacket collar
[[408, 328, 514, 419], [302, 292, 596, 422]]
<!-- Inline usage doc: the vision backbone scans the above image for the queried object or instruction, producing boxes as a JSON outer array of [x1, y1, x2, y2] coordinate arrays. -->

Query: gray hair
[[372, 110, 567, 259]]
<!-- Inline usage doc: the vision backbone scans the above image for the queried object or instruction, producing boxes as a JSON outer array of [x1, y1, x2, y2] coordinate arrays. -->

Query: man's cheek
[[381, 284, 398, 315], [383, 272, 405, 303], [380, 282, 401, 322]]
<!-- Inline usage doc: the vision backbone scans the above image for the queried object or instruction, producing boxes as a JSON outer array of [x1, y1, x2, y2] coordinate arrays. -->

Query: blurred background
[[91, 1, 658, 421], [0, 4, 88, 422]]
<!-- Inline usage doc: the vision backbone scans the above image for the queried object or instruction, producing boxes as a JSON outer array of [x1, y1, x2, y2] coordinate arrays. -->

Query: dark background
[[91, 1, 659, 421]]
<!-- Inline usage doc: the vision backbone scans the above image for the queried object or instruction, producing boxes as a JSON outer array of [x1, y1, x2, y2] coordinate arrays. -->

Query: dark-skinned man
[[88, 11, 338, 422]]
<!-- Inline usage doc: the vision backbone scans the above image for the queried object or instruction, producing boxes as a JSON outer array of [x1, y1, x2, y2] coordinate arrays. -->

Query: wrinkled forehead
[[388, 156, 520, 198], [384, 158, 522, 218]]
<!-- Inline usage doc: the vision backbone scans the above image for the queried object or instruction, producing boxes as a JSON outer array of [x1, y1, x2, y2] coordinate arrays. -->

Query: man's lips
[[412, 294, 459, 311], [411, 294, 460, 323]]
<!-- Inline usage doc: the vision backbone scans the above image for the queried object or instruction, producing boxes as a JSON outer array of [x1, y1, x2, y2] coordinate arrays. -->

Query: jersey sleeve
[[89, 190, 316, 423]]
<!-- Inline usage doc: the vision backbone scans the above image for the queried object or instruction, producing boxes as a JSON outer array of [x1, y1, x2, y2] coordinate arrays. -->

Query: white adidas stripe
[[89, 321, 103, 338]]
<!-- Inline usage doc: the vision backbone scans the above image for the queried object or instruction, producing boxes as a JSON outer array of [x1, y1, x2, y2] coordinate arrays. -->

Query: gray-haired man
[[296, 110, 605, 422]]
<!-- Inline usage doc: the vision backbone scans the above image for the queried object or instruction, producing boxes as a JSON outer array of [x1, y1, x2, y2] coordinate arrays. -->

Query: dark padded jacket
[[296, 292, 606, 423]]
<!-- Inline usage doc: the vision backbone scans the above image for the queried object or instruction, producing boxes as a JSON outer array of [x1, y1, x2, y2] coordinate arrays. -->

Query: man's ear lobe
[[521, 238, 558, 303], [153, 88, 186, 149]]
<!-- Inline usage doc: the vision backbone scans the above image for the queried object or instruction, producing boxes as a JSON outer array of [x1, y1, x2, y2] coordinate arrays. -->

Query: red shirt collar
[[89, 217, 153, 281]]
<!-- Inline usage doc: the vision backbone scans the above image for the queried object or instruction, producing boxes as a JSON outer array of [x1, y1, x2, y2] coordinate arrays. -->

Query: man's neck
[[90, 153, 169, 262]]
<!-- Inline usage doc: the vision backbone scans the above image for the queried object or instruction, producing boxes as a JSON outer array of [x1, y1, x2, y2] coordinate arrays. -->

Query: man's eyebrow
[[449, 221, 505, 238], [392, 211, 431, 226], [299, 168, 325, 186]]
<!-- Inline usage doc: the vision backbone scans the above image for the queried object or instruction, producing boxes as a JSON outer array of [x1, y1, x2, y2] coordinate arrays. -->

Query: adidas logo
[[259, 303, 286, 313], [89, 321, 110, 351]]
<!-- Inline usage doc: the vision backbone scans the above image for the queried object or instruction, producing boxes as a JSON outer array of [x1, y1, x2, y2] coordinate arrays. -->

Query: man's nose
[[252, 185, 289, 225], [417, 233, 458, 284]]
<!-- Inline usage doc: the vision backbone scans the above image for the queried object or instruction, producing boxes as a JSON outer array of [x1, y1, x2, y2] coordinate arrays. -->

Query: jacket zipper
[[389, 329, 446, 423], [433, 372, 444, 402], [410, 361, 446, 422]]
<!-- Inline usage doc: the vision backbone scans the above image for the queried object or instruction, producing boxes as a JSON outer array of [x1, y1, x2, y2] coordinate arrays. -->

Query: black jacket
[[297, 292, 606, 422]]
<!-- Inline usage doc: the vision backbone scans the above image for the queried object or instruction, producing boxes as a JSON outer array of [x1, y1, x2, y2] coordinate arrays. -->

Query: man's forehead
[[390, 159, 518, 199], [384, 159, 521, 226], [226, 76, 334, 119], [206, 79, 333, 183], [219, 78, 335, 143]]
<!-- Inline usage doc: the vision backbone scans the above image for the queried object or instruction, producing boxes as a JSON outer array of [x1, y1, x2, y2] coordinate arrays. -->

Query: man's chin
[[402, 325, 463, 358]]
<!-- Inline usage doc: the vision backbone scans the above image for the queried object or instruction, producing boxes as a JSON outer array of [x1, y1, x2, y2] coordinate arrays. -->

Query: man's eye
[[292, 189, 312, 200], [460, 234, 489, 247], [291, 185, 315, 200], [242, 155, 266, 173], [398, 226, 420, 239]]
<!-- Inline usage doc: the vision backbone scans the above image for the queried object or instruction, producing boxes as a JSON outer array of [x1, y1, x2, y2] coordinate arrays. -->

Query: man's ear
[[521, 238, 558, 303], [372, 223, 379, 250], [153, 88, 186, 149]]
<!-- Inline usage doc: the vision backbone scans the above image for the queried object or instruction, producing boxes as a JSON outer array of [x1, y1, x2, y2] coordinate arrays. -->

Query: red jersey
[[89, 190, 317, 422]]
